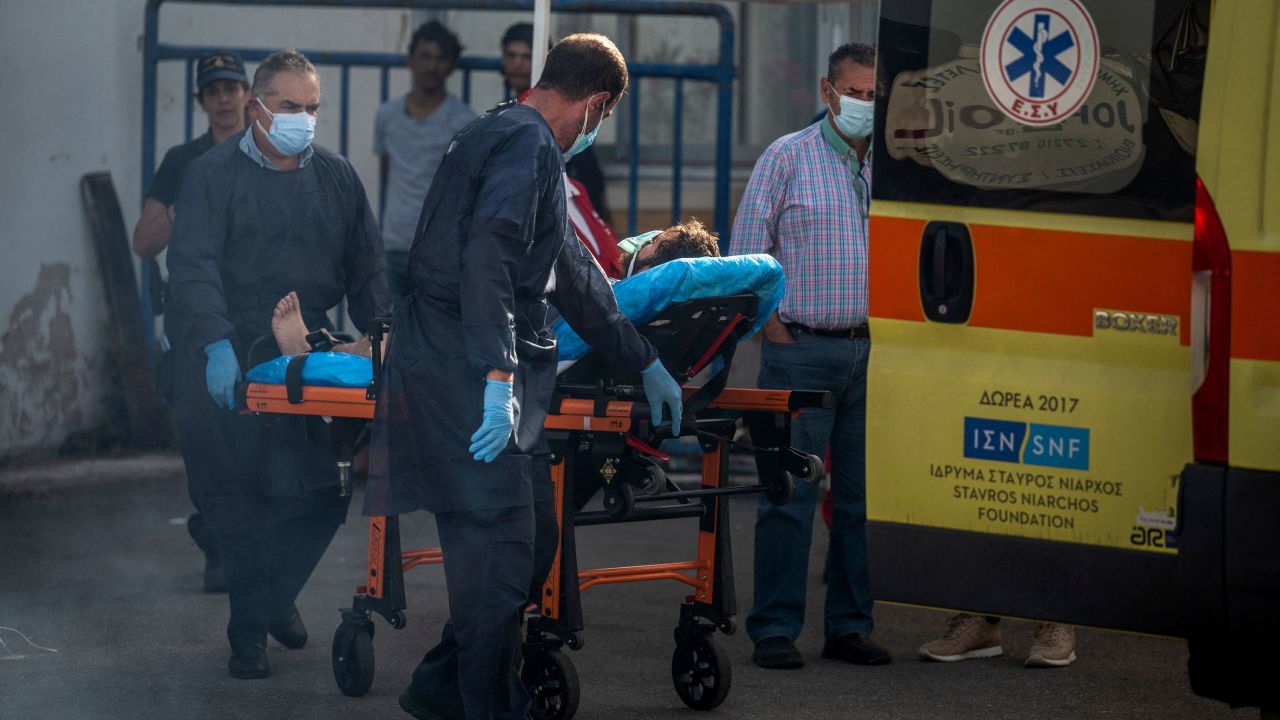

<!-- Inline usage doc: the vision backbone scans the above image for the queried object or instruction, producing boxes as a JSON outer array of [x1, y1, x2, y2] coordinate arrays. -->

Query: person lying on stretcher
[[267, 218, 721, 357], [615, 217, 720, 279]]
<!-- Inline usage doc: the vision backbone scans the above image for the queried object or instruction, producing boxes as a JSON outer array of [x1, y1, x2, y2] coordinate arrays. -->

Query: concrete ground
[[0, 456, 1256, 720]]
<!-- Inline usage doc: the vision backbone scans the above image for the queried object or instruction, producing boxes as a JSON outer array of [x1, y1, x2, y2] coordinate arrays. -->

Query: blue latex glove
[[203, 339, 240, 410], [640, 359, 683, 435], [469, 379, 514, 463]]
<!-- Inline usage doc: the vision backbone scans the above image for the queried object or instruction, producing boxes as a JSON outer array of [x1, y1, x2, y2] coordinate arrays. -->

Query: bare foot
[[271, 291, 311, 355]]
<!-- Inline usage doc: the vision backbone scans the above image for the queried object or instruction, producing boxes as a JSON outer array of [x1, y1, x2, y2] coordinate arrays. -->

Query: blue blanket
[[246, 351, 373, 388], [247, 255, 786, 386], [554, 254, 785, 362]]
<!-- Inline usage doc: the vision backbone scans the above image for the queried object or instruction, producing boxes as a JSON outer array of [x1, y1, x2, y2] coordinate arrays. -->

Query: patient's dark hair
[[620, 218, 720, 275]]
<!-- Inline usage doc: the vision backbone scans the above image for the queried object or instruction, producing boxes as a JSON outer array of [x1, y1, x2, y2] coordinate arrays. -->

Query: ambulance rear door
[[866, 0, 1208, 635], [1177, 0, 1280, 706]]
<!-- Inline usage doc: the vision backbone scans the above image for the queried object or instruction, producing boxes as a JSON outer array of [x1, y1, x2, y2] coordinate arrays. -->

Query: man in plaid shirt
[[730, 43, 890, 670]]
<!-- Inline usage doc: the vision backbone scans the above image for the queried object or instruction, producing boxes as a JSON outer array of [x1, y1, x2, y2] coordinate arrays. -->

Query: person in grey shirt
[[376, 20, 475, 299]]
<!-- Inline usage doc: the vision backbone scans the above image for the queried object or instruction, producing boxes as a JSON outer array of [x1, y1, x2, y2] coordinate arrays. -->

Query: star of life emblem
[[981, 0, 1098, 126]]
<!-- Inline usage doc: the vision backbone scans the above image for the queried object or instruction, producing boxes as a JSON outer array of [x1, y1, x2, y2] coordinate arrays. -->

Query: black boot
[[268, 605, 308, 650], [188, 513, 227, 593], [228, 644, 270, 679]]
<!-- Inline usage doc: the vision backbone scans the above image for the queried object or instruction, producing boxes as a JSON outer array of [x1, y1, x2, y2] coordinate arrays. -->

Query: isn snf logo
[[964, 417, 1090, 471]]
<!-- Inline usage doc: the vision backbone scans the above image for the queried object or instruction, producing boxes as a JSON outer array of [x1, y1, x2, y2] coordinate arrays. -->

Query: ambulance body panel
[[867, 0, 1203, 635]]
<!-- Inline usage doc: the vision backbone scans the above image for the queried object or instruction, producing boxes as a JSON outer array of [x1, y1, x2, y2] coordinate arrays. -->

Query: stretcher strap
[[682, 335, 736, 419], [686, 312, 746, 379], [284, 353, 310, 404]]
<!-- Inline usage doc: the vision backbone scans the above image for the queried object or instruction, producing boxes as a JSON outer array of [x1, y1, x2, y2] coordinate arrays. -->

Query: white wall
[[0, 1, 142, 456], [0, 1, 411, 458]]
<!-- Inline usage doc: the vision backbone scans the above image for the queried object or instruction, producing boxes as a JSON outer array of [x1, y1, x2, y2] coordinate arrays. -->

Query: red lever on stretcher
[[626, 434, 670, 462]]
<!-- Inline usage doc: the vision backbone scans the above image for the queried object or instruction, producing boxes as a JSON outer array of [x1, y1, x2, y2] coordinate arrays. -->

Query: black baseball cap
[[195, 51, 248, 92]]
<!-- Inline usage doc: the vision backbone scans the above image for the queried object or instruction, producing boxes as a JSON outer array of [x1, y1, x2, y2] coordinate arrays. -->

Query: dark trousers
[[529, 498, 560, 607], [216, 501, 344, 652], [187, 511, 219, 566], [412, 500, 557, 720]]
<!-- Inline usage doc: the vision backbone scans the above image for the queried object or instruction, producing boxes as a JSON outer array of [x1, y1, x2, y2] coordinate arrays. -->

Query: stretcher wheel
[[636, 459, 666, 494], [765, 472, 795, 507], [671, 634, 731, 710], [389, 610, 407, 630], [332, 622, 375, 697], [802, 453, 825, 484], [523, 650, 580, 720], [602, 483, 634, 520]]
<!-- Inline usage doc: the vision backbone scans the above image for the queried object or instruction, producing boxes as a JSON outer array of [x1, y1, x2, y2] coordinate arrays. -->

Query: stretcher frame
[[239, 297, 830, 717]]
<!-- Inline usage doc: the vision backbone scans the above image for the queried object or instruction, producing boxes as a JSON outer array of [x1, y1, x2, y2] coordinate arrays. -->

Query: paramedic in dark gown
[[167, 49, 388, 680], [367, 34, 685, 720]]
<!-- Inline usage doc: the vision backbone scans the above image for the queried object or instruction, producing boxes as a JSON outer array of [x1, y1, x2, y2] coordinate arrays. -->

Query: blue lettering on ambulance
[[963, 418, 1090, 470], [963, 417, 1026, 463], [1025, 423, 1090, 470]]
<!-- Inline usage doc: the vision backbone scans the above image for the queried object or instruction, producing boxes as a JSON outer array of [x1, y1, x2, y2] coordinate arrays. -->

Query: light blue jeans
[[746, 332, 875, 643]]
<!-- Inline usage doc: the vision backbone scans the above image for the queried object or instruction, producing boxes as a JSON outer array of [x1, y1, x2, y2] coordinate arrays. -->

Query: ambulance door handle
[[919, 221, 975, 324], [931, 226, 948, 299]]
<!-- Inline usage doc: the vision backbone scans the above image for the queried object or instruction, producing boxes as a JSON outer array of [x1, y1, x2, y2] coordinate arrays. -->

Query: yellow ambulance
[[865, 0, 1278, 706]]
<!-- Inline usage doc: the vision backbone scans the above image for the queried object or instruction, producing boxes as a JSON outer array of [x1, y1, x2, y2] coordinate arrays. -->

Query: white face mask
[[619, 230, 662, 278], [832, 95, 874, 139], [564, 93, 608, 161], [255, 97, 316, 156]]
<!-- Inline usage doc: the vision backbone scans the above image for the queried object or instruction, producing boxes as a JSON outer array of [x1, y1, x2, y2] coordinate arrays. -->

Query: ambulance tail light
[[1190, 177, 1231, 464]]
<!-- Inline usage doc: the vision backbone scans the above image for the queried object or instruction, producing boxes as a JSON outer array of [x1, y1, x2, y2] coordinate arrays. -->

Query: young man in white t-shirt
[[375, 20, 475, 299]]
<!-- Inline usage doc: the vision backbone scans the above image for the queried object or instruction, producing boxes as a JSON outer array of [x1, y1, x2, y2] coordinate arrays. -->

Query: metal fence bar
[[148, 0, 732, 19], [714, 15, 734, 249], [627, 76, 640, 237], [140, 9, 161, 362], [337, 64, 352, 332], [379, 65, 390, 220], [339, 65, 350, 158], [184, 58, 195, 142], [716, 16, 737, 249], [155, 44, 714, 80], [671, 78, 682, 227], [462, 68, 471, 105]]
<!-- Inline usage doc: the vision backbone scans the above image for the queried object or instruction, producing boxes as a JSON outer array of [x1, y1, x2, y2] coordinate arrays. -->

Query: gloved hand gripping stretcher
[[238, 257, 831, 716]]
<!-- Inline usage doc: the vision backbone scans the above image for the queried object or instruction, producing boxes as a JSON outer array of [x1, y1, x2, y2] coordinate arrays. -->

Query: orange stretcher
[[239, 295, 830, 718]]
